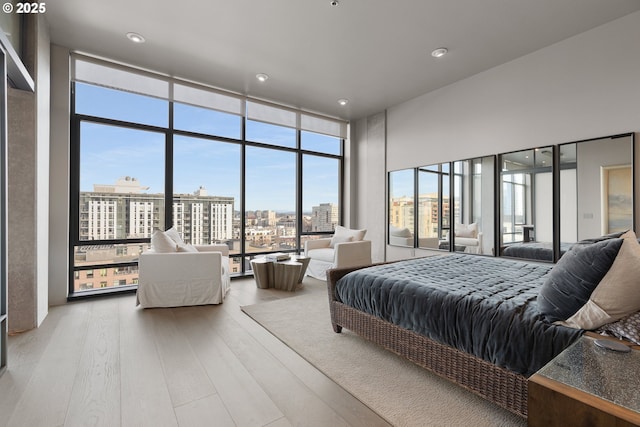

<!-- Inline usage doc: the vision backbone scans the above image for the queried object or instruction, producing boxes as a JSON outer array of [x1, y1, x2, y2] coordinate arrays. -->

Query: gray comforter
[[335, 254, 583, 376]]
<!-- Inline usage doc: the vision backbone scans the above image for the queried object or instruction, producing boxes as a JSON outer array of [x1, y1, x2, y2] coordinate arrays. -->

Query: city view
[[74, 176, 338, 291], [71, 68, 343, 294]]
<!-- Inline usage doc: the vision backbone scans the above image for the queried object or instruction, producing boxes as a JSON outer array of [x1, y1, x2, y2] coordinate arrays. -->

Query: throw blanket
[[335, 254, 583, 376], [502, 242, 573, 261]]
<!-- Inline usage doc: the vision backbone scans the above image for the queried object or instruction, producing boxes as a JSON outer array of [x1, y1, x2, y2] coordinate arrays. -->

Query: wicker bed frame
[[326, 264, 529, 418]]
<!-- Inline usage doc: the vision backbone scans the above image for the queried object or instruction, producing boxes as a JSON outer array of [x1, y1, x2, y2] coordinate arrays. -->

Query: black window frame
[[69, 81, 344, 299]]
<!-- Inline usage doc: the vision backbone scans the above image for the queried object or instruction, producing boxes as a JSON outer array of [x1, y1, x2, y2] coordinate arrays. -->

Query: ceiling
[[44, 0, 640, 122]]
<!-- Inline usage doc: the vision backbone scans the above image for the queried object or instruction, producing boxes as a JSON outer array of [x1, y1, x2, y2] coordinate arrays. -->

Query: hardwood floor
[[0, 277, 391, 427]]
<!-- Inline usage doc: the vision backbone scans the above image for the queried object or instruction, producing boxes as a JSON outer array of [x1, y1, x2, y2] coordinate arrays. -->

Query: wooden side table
[[250, 255, 310, 291], [528, 336, 640, 426]]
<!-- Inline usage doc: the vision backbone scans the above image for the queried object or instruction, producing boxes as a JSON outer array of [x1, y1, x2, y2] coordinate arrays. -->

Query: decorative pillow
[[561, 231, 640, 330], [455, 223, 477, 238], [151, 230, 177, 253], [597, 311, 640, 345], [329, 234, 353, 248], [390, 225, 412, 238], [329, 225, 367, 248], [164, 227, 184, 245], [176, 242, 198, 253], [537, 236, 623, 323]]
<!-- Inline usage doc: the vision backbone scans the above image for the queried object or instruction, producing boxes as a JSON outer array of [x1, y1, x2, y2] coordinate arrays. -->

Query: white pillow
[[176, 242, 198, 253], [329, 234, 353, 248], [455, 223, 478, 238], [165, 227, 184, 245], [335, 225, 367, 241], [151, 230, 177, 253], [390, 225, 412, 238], [329, 225, 367, 248]]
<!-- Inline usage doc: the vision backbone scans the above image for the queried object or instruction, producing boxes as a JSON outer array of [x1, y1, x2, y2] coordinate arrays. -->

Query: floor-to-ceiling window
[[69, 54, 346, 297]]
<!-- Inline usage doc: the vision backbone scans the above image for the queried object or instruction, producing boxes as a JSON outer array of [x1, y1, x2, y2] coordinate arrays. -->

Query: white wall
[[354, 112, 386, 263], [48, 44, 70, 306], [560, 169, 577, 242], [36, 16, 50, 324], [357, 10, 640, 260]]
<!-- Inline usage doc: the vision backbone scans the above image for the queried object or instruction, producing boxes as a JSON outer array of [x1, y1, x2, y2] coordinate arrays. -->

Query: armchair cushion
[[151, 230, 177, 253], [307, 248, 335, 263], [194, 244, 230, 256], [177, 242, 198, 252], [455, 237, 480, 246]]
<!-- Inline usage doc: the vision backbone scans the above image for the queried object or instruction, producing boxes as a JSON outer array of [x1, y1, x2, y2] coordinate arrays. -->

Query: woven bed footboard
[[329, 300, 528, 417], [325, 265, 529, 418]]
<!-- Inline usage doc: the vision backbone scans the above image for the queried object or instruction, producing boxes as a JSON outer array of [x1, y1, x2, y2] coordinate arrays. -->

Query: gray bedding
[[335, 254, 583, 376]]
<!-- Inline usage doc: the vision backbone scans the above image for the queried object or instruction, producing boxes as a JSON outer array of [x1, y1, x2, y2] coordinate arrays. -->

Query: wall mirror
[[450, 156, 495, 255], [560, 134, 634, 255], [387, 133, 634, 260], [499, 146, 554, 261], [418, 164, 449, 250], [388, 169, 415, 247]]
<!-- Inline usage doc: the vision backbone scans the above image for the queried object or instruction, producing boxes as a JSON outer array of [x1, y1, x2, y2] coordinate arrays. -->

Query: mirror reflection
[[386, 133, 634, 258], [388, 169, 415, 247], [450, 156, 495, 255], [418, 164, 449, 249], [560, 134, 633, 253], [499, 147, 554, 261]]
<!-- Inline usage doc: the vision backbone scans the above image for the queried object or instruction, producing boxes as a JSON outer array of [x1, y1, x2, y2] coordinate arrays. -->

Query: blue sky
[[390, 168, 446, 199], [77, 83, 340, 212]]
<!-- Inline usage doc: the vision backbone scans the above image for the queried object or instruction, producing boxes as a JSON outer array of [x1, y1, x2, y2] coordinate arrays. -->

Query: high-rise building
[[80, 178, 234, 244], [311, 203, 338, 232]]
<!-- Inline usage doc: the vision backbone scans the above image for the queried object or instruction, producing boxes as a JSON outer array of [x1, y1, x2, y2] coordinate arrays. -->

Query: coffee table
[[250, 255, 310, 291]]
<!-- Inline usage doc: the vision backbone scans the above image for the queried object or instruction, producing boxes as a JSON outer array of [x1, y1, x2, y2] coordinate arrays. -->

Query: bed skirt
[[327, 265, 529, 418]]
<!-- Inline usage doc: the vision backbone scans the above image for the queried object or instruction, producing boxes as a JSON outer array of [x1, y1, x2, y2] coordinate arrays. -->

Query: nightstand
[[528, 335, 640, 426]]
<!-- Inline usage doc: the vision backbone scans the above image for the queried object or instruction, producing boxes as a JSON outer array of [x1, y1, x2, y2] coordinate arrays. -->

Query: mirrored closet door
[[451, 156, 495, 256], [418, 164, 449, 250], [386, 133, 634, 263], [388, 169, 415, 247], [559, 134, 634, 257], [499, 147, 554, 261]]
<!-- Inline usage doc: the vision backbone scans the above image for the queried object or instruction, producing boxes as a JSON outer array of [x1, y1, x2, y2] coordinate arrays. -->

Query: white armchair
[[136, 229, 231, 308], [452, 223, 483, 254], [304, 226, 372, 280]]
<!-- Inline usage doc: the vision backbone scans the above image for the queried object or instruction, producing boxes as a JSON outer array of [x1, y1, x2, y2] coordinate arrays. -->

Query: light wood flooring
[[0, 277, 391, 427]]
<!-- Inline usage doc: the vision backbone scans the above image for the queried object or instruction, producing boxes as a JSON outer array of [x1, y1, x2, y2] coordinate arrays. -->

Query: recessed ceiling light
[[431, 47, 448, 58], [256, 73, 269, 82], [330, 1, 339, 6], [126, 32, 146, 43], [338, 98, 349, 106]]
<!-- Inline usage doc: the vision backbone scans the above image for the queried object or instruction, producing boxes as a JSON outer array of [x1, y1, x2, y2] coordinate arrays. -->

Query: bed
[[326, 232, 640, 418]]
